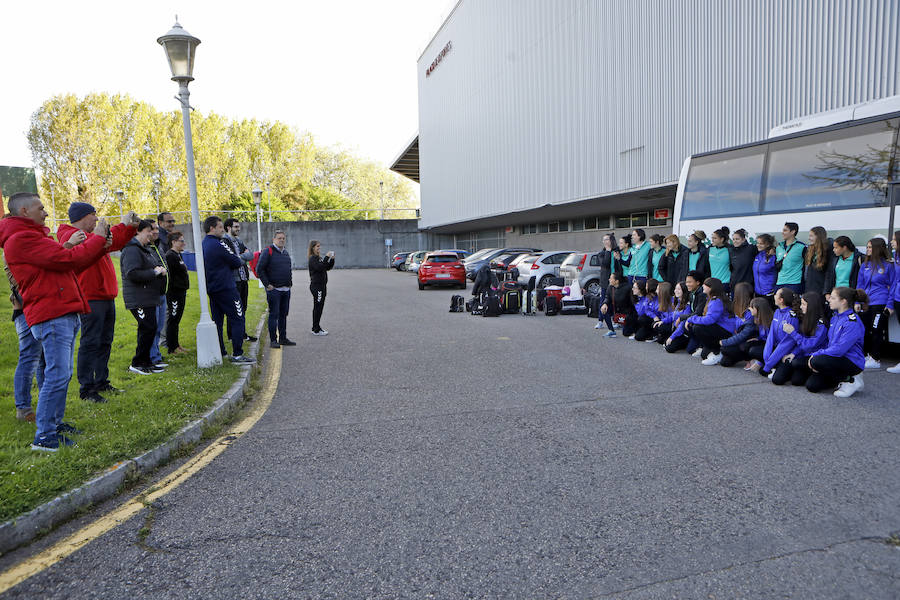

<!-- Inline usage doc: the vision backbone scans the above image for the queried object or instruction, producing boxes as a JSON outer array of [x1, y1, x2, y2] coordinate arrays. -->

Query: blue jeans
[[150, 295, 166, 363], [14, 313, 44, 410], [30, 314, 80, 444], [266, 289, 291, 341]]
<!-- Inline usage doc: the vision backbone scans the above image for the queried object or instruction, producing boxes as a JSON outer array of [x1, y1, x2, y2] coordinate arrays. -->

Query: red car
[[418, 252, 467, 290]]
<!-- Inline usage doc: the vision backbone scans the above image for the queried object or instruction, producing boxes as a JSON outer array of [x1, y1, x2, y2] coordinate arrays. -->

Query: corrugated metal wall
[[417, 0, 900, 230]]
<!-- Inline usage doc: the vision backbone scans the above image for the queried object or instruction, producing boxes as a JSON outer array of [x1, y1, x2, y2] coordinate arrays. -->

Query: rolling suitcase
[[545, 295, 560, 316]]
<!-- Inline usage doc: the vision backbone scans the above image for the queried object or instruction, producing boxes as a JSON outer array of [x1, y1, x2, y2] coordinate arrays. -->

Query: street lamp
[[379, 180, 384, 220], [265, 180, 271, 222], [252, 186, 264, 289], [158, 19, 221, 368], [115, 189, 124, 221], [48, 182, 57, 232]]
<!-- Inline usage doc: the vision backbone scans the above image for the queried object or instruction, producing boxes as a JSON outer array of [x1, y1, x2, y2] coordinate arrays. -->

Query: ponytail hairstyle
[[733, 228, 748, 243], [674, 281, 690, 311], [664, 234, 681, 255], [702, 277, 732, 315], [731, 282, 753, 318], [610, 271, 626, 287], [750, 297, 774, 330], [650, 233, 665, 247], [632, 278, 647, 300], [656, 282, 674, 313], [712, 226, 730, 246], [865, 237, 892, 268], [645, 278, 658, 298], [689, 230, 707, 249], [798, 292, 825, 336], [777, 286, 796, 309], [833, 235, 856, 256], [620, 235, 633, 250], [805, 226, 829, 270], [757, 233, 776, 258], [831, 286, 869, 313]]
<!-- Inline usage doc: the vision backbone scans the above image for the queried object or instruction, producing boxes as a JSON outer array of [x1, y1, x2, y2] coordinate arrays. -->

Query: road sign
[[385, 238, 393, 246]]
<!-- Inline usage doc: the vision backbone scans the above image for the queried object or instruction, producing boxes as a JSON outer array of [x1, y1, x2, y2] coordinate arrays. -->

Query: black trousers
[[721, 339, 765, 367], [227, 280, 250, 339], [209, 288, 245, 357], [165, 290, 187, 352], [690, 323, 732, 356], [806, 355, 863, 393], [130, 306, 158, 368], [78, 299, 115, 395], [862, 305, 889, 360], [634, 316, 657, 341], [310, 284, 327, 332], [772, 356, 813, 386], [654, 322, 673, 345], [267, 289, 291, 341]]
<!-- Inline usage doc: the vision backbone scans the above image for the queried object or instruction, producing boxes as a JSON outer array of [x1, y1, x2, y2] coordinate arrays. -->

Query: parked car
[[515, 250, 576, 288], [489, 251, 531, 278], [418, 252, 466, 290], [406, 250, 430, 273], [573, 251, 611, 296], [464, 247, 542, 280], [437, 249, 471, 260], [559, 252, 588, 287], [391, 252, 411, 270]]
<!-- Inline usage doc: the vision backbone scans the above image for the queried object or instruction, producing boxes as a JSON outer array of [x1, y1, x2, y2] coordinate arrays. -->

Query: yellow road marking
[[0, 350, 282, 594]]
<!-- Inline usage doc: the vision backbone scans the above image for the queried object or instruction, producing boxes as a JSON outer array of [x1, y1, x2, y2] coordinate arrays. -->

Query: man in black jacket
[[256, 230, 295, 348], [223, 219, 257, 343]]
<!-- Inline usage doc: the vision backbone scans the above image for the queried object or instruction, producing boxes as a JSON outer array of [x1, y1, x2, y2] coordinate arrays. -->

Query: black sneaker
[[279, 338, 297, 346], [81, 391, 108, 403], [270, 340, 281, 349], [57, 422, 83, 435], [151, 364, 166, 373], [230, 354, 256, 364], [97, 384, 123, 394], [129, 365, 153, 375], [154, 361, 170, 368], [246, 335, 258, 342]]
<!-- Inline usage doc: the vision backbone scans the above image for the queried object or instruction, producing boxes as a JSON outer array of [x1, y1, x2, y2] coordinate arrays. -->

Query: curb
[[0, 314, 267, 556]]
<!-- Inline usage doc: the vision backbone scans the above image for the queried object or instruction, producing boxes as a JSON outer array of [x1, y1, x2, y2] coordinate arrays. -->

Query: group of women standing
[[592, 226, 900, 398]]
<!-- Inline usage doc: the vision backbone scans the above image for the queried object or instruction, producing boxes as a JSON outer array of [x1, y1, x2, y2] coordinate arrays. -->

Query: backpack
[[501, 289, 521, 314], [249, 245, 274, 278], [544, 295, 560, 316], [483, 293, 503, 317], [449, 295, 465, 312]]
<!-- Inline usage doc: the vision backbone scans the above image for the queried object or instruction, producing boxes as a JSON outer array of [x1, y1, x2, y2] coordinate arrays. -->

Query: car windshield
[[465, 248, 495, 262], [427, 255, 459, 263]]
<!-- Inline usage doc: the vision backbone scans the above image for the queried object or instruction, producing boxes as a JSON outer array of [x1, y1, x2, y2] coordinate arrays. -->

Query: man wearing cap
[[57, 202, 139, 403], [0, 193, 109, 451]]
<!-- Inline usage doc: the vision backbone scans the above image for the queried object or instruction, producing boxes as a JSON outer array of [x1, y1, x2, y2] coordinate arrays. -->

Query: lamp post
[[379, 180, 384, 220], [48, 182, 57, 232], [252, 185, 264, 288], [265, 180, 271, 222], [115, 189, 124, 222], [158, 19, 222, 367]]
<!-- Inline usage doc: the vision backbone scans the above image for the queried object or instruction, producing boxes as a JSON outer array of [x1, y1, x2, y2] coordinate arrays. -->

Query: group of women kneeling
[[592, 229, 900, 399]]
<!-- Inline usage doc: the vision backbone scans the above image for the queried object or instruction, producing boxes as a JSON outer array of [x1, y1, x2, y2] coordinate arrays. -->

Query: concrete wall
[[175, 220, 455, 269], [504, 226, 672, 253]]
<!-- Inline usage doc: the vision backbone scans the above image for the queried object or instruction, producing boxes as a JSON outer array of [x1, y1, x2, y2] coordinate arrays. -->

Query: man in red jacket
[[57, 202, 139, 403], [0, 193, 109, 451]]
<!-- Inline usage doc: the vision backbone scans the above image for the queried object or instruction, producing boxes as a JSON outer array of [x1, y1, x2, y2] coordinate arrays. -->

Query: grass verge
[[0, 257, 264, 522]]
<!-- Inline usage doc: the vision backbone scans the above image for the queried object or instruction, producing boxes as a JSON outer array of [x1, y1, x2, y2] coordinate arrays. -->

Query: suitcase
[[545, 295, 560, 316], [522, 290, 536, 315], [501, 290, 521, 314], [483, 294, 503, 317]]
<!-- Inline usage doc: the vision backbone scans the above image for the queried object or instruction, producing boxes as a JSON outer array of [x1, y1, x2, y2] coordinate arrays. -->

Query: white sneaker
[[863, 355, 881, 370], [692, 348, 703, 358], [701, 353, 722, 366], [887, 363, 900, 374], [594, 322, 602, 330], [312, 329, 329, 336], [768, 370, 775, 380], [834, 375, 864, 398], [628, 335, 636, 340]]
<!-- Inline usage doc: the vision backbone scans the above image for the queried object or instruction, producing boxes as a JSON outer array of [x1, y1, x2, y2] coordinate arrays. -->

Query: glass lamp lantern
[[157, 21, 201, 82], [252, 186, 263, 211]]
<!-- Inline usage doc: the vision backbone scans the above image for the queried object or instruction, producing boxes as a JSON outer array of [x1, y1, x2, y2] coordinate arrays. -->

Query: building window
[[558, 221, 569, 232], [649, 212, 669, 227], [521, 224, 537, 234], [538, 223, 549, 233], [548, 221, 559, 233], [631, 212, 649, 227], [572, 219, 584, 232], [584, 217, 598, 230], [615, 215, 631, 229]]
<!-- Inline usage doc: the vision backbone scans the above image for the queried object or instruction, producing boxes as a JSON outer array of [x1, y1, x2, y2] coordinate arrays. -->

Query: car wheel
[[418, 282, 425, 290], [539, 275, 553, 288], [458, 282, 466, 290], [585, 280, 602, 296]]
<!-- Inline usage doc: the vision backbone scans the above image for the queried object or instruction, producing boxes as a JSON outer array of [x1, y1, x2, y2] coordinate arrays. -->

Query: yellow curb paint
[[497, 336, 511, 340], [0, 350, 282, 594]]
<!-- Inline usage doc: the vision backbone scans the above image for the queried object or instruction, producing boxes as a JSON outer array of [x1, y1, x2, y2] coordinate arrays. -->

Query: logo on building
[[426, 41, 452, 78]]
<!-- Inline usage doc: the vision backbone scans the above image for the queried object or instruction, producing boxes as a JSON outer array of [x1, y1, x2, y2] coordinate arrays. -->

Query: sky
[[1, 0, 455, 173]]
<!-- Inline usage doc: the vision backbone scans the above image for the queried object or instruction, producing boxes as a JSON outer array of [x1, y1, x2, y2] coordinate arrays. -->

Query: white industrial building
[[392, 0, 900, 251]]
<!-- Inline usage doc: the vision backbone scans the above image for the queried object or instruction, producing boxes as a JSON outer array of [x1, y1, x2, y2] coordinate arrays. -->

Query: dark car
[[464, 247, 542, 280], [391, 252, 411, 270]]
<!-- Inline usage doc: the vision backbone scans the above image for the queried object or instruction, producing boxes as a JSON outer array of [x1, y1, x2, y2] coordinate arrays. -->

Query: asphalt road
[[3, 268, 900, 598]]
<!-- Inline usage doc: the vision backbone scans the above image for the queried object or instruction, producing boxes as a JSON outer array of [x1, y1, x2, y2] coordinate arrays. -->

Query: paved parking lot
[[4, 268, 900, 599]]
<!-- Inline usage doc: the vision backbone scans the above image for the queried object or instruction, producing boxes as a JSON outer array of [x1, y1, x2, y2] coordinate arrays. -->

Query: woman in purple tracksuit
[[753, 233, 778, 308], [634, 279, 661, 341], [771, 292, 828, 386], [752, 287, 799, 376], [806, 287, 867, 397], [856, 238, 896, 370], [685, 278, 735, 364], [889, 232, 900, 374], [654, 281, 688, 345]]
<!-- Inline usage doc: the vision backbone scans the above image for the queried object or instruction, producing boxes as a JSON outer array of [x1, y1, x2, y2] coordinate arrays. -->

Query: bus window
[[680, 145, 765, 219], [763, 119, 897, 212]]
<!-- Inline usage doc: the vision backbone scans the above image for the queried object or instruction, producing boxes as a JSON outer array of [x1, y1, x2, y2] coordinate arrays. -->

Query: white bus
[[672, 94, 900, 341]]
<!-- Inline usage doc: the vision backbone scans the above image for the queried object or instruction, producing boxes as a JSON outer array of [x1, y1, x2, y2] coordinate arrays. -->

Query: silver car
[[559, 252, 588, 287], [516, 250, 576, 288], [559, 250, 613, 296], [405, 250, 429, 273]]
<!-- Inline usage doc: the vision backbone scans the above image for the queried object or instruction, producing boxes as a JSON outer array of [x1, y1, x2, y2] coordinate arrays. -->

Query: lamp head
[[158, 19, 201, 82], [252, 186, 262, 207]]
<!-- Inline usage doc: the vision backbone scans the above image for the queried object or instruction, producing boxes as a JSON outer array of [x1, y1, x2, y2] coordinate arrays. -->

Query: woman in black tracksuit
[[121, 220, 168, 374], [308, 240, 335, 335], [599, 271, 634, 337], [164, 231, 190, 354]]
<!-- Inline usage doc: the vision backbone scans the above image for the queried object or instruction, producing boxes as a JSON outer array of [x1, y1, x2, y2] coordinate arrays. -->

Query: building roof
[[390, 135, 419, 183]]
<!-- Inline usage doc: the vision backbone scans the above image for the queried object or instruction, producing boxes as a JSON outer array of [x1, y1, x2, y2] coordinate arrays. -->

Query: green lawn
[[0, 257, 264, 522]]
